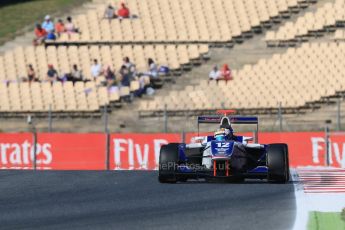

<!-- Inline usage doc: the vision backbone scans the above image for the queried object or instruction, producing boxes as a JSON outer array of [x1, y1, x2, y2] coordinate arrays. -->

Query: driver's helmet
[[214, 128, 230, 141]]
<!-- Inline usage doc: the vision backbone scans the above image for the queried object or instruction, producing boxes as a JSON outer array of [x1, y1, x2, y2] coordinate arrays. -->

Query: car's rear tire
[[267, 144, 289, 183], [158, 143, 180, 183]]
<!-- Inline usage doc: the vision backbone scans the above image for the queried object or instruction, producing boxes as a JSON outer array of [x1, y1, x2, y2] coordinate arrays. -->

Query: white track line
[[291, 168, 308, 230]]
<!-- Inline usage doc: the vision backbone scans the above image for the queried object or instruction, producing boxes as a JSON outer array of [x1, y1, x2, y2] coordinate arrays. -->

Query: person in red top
[[55, 19, 66, 37], [220, 64, 233, 81], [117, 2, 130, 19], [33, 23, 47, 46]]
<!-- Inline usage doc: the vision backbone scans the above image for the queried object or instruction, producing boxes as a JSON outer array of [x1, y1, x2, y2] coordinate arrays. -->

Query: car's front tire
[[158, 143, 180, 183], [267, 144, 290, 183]]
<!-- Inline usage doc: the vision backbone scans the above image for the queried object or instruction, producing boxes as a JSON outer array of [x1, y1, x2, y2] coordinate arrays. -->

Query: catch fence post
[[278, 102, 283, 132], [33, 129, 37, 170], [324, 121, 331, 166], [164, 104, 168, 133], [28, 115, 37, 171], [106, 131, 110, 170], [181, 131, 185, 143], [103, 105, 110, 170], [337, 99, 341, 131], [48, 104, 52, 132], [103, 105, 109, 133]]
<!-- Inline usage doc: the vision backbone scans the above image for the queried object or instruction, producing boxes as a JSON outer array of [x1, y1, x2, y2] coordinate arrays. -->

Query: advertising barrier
[[0, 133, 34, 169], [37, 133, 106, 170], [110, 133, 181, 170], [0, 132, 344, 170]]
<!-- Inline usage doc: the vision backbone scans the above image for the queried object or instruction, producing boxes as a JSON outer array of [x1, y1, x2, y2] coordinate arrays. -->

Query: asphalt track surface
[[0, 171, 296, 230]]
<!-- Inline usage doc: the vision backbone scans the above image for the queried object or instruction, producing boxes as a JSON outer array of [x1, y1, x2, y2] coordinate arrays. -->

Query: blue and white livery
[[158, 110, 290, 183]]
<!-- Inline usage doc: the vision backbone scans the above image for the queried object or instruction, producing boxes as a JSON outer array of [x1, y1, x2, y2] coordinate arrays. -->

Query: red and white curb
[[291, 167, 345, 230], [297, 168, 345, 193]]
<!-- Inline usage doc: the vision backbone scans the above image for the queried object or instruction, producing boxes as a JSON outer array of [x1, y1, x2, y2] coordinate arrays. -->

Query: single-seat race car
[[158, 110, 290, 183]]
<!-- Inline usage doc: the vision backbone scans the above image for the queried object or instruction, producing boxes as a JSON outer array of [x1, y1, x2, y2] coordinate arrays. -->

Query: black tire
[[158, 143, 180, 183], [267, 144, 290, 183]]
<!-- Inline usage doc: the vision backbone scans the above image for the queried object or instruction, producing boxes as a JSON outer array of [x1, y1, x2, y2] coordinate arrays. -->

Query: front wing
[[175, 164, 268, 179]]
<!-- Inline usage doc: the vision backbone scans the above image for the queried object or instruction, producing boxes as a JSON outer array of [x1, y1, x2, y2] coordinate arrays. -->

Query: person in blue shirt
[[46, 64, 59, 82], [42, 15, 54, 33], [119, 65, 130, 87]]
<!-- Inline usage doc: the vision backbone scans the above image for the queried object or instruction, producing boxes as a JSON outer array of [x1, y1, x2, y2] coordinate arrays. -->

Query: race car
[[158, 110, 290, 183]]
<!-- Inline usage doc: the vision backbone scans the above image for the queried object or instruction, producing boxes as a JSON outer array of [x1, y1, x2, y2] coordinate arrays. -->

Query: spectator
[[145, 58, 158, 78], [117, 2, 130, 19], [55, 19, 66, 37], [104, 66, 116, 88], [209, 65, 221, 80], [47, 64, 59, 82], [27, 64, 39, 82], [65, 64, 83, 83], [119, 65, 130, 87], [128, 64, 138, 80], [46, 31, 56, 41], [42, 15, 54, 33], [123, 57, 134, 69], [91, 59, 102, 79], [104, 5, 116, 20], [71, 64, 83, 80], [65, 16, 78, 34], [33, 23, 47, 45], [135, 75, 150, 97], [220, 64, 233, 81]]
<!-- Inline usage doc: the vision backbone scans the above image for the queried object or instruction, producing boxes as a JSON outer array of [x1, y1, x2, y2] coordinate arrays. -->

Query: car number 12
[[216, 143, 230, 148]]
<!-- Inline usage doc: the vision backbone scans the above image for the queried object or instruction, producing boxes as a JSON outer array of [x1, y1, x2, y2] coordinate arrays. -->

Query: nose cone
[[211, 140, 234, 158]]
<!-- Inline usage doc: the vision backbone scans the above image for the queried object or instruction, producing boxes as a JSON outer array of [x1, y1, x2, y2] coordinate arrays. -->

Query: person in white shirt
[[104, 5, 116, 20], [146, 58, 158, 78], [65, 16, 78, 34], [91, 59, 102, 79], [123, 57, 134, 69], [209, 65, 221, 80]]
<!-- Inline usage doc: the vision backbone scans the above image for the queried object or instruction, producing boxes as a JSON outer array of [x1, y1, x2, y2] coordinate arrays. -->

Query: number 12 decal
[[216, 143, 230, 148]]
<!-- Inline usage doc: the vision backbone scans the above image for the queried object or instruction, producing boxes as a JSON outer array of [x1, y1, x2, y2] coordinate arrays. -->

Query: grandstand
[[333, 29, 345, 41], [0, 44, 208, 115], [138, 41, 344, 116], [0, 44, 209, 80], [265, 0, 344, 46], [51, 0, 306, 45], [2, 0, 345, 132]]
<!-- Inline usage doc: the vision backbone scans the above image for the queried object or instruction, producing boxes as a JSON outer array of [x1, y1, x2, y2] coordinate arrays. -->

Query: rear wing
[[197, 116, 258, 124], [197, 115, 259, 143]]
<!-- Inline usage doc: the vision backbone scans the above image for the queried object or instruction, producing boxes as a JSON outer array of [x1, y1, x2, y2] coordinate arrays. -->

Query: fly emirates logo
[[0, 140, 52, 168], [113, 138, 169, 170], [312, 137, 345, 167]]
